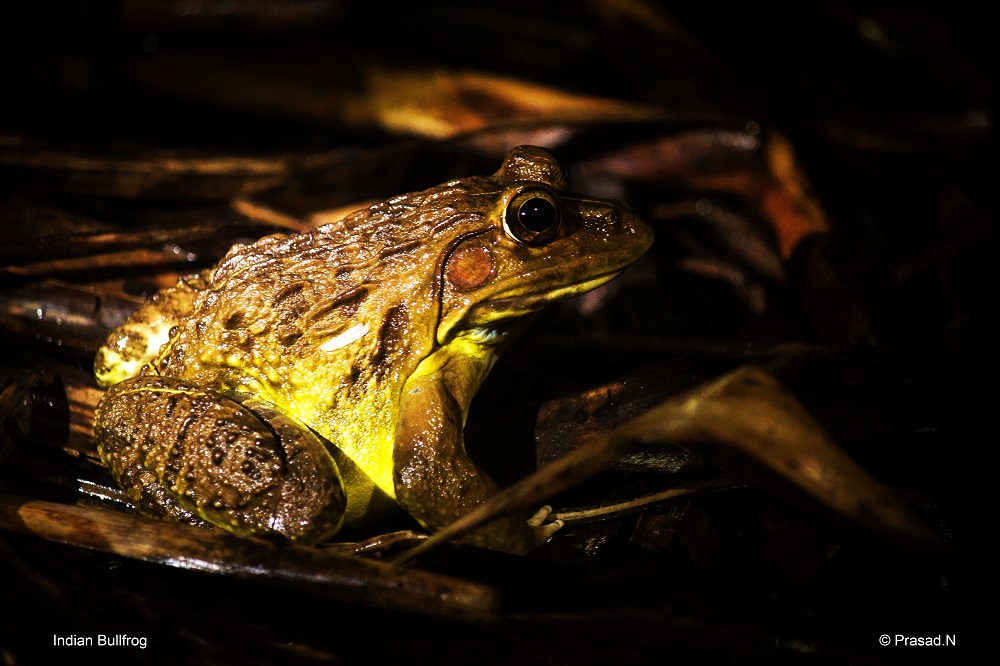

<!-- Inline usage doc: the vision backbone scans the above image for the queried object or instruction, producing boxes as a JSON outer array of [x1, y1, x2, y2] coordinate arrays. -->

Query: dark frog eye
[[503, 188, 561, 245]]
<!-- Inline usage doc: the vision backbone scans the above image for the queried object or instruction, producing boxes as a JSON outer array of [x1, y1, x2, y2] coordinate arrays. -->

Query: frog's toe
[[527, 504, 554, 527], [527, 505, 564, 546]]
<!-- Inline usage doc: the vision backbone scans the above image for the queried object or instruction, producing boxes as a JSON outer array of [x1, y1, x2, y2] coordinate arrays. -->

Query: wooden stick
[[0, 492, 500, 622]]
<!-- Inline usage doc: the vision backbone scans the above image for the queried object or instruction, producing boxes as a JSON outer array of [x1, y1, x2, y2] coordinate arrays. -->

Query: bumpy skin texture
[[95, 377, 345, 542], [94, 145, 653, 552]]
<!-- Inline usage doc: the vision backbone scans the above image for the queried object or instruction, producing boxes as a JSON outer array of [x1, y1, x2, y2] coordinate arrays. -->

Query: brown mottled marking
[[273, 283, 305, 306], [177, 414, 197, 445], [120, 330, 151, 361], [164, 394, 179, 418], [308, 285, 370, 323], [378, 240, 421, 262], [370, 304, 408, 375], [339, 365, 363, 397], [224, 312, 246, 330]]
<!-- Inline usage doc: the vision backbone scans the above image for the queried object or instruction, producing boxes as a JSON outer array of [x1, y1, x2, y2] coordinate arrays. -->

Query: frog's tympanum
[[93, 146, 652, 553]]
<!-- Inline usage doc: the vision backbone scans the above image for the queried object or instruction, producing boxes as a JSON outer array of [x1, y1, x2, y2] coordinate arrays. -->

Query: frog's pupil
[[518, 198, 556, 233]]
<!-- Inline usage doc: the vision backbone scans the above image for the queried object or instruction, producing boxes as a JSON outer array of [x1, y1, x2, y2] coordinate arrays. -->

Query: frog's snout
[[607, 206, 654, 256]]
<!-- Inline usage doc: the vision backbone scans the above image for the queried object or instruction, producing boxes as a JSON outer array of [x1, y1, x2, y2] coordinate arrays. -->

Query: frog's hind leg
[[94, 376, 345, 544]]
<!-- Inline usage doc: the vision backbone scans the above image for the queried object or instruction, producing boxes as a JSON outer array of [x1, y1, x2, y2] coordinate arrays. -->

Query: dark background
[[0, 2, 993, 664]]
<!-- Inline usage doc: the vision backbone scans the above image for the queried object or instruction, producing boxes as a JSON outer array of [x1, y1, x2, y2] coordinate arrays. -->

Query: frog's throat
[[436, 270, 622, 345]]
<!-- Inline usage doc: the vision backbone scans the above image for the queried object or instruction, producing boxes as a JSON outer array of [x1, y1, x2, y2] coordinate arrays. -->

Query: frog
[[92, 145, 653, 554]]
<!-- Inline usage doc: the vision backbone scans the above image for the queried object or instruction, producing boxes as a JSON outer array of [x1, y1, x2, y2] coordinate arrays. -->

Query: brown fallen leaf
[[365, 67, 662, 138], [576, 130, 830, 259], [396, 365, 941, 563]]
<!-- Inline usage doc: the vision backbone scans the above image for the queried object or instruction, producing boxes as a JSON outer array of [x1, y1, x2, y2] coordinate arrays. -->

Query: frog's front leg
[[94, 376, 345, 544], [393, 358, 561, 554]]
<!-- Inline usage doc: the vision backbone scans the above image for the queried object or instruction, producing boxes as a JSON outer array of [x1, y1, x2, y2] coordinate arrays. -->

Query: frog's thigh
[[94, 376, 345, 544], [393, 375, 532, 553]]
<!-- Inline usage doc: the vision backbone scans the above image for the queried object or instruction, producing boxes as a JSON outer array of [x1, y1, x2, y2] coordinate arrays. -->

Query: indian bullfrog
[[93, 146, 653, 553]]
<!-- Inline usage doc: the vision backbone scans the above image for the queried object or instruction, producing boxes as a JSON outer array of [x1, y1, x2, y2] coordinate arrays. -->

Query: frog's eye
[[503, 188, 561, 246]]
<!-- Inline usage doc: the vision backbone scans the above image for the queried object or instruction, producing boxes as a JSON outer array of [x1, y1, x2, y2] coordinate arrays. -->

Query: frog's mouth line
[[470, 269, 625, 321], [437, 268, 628, 345]]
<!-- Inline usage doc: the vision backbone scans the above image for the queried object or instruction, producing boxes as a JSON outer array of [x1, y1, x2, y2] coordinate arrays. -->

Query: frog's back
[[154, 177, 498, 421], [97, 176, 499, 522]]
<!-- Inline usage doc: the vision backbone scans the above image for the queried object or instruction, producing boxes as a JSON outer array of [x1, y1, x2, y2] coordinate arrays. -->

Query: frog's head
[[436, 145, 653, 345]]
